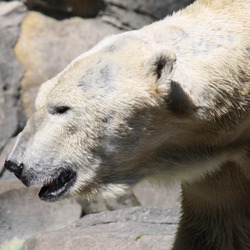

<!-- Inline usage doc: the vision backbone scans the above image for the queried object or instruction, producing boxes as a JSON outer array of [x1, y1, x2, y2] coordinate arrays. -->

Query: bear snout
[[4, 160, 34, 187], [4, 160, 23, 179]]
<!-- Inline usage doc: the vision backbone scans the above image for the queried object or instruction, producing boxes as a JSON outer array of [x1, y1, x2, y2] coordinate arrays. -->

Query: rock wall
[[0, 2, 26, 153], [0, 1, 194, 249]]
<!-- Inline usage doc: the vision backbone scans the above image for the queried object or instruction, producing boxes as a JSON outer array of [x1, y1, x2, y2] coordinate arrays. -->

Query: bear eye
[[51, 106, 70, 115]]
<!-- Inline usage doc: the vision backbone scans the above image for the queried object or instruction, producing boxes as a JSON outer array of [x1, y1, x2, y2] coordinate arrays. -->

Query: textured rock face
[[0, 181, 82, 243], [103, 0, 195, 29], [21, 207, 178, 250], [134, 182, 181, 209], [23, 235, 175, 250], [0, 138, 16, 176], [105, 0, 195, 20], [0, 2, 26, 150]]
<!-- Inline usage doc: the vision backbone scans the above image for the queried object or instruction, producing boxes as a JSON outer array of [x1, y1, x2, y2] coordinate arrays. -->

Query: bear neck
[[173, 161, 250, 250]]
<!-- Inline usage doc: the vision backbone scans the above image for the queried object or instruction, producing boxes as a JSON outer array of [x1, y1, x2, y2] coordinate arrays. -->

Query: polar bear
[[5, 0, 250, 249]]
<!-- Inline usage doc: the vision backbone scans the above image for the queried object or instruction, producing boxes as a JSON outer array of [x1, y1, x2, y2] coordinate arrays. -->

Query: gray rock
[[73, 206, 179, 227], [22, 207, 179, 250], [105, 0, 195, 19], [0, 137, 16, 177], [0, 2, 27, 29], [0, 179, 24, 195], [77, 192, 140, 214], [133, 181, 181, 209], [0, 2, 27, 151], [102, 4, 154, 30], [102, 0, 195, 30], [0, 168, 16, 181], [23, 0, 194, 29], [0, 180, 81, 244], [23, 233, 175, 250]]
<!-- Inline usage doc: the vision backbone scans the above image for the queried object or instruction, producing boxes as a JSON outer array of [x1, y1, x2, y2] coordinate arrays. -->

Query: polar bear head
[[5, 31, 201, 201]]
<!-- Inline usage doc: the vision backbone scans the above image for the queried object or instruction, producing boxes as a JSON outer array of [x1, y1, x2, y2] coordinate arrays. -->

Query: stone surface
[[15, 11, 120, 117], [134, 181, 181, 209], [77, 192, 140, 215], [0, 2, 27, 151], [23, 234, 175, 250], [22, 207, 179, 250], [0, 179, 23, 195], [23, 0, 195, 29], [102, 4, 154, 30], [106, 0, 195, 19], [0, 180, 82, 244], [0, 137, 16, 177], [0, 1, 27, 29]]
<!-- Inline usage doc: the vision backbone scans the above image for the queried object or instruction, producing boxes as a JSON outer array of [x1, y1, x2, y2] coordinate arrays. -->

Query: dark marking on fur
[[101, 117, 108, 123], [107, 44, 118, 53], [78, 64, 115, 93], [97, 59, 102, 65], [78, 68, 94, 91], [247, 47, 250, 59], [167, 81, 195, 115], [100, 65, 112, 84], [155, 56, 168, 79], [98, 65, 116, 92], [171, 26, 189, 39], [155, 56, 174, 80]]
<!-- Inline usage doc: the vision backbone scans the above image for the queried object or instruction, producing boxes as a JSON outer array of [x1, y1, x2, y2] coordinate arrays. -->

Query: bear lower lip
[[38, 169, 76, 201]]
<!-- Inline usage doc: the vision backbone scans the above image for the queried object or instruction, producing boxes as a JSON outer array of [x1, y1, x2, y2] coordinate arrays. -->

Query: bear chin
[[38, 168, 77, 202]]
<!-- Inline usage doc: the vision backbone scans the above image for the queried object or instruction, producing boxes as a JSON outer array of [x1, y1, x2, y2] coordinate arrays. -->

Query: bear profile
[[5, 0, 250, 249]]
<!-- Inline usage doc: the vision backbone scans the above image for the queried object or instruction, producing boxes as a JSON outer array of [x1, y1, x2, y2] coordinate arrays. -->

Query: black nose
[[4, 160, 23, 179]]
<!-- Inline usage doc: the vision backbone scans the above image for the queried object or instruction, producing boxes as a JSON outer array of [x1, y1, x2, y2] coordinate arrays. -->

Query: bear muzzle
[[4, 160, 23, 179], [38, 168, 77, 201], [4, 159, 77, 201]]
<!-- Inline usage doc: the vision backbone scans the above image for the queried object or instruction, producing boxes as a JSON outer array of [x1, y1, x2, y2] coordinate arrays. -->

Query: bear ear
[[152, 50, 176, 81], [151, 50, 196, 114]]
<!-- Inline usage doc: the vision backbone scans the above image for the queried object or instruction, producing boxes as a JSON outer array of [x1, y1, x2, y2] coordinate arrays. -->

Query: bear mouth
[[39, 169, 76, 201]]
